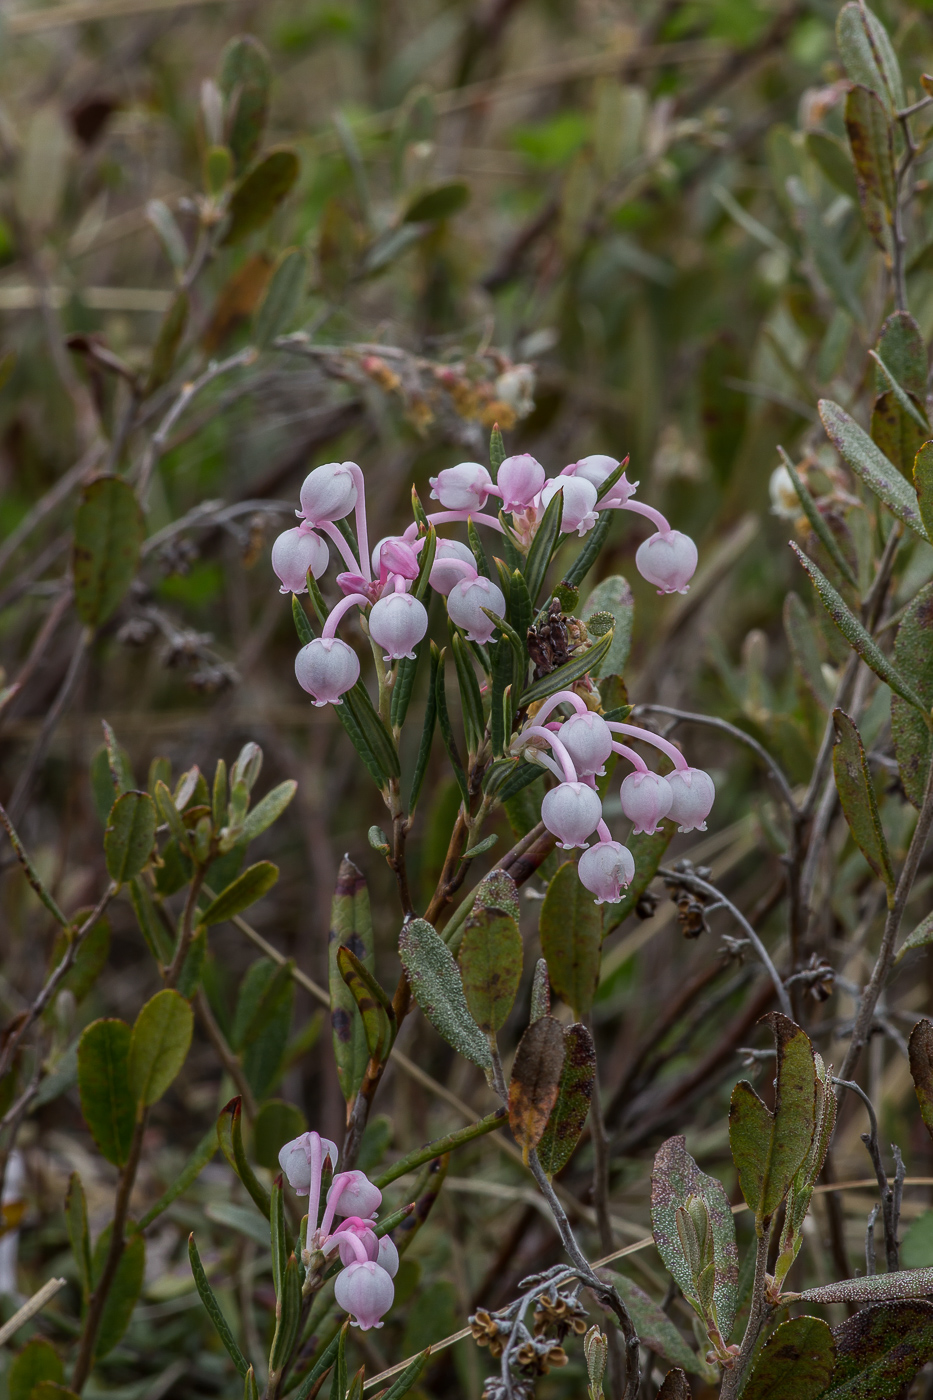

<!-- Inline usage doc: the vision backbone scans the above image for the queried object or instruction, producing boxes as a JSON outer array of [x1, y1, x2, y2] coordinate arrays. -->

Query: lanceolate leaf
[[539, 860, 602, 1019], [845, 86, 895, 210], [329, 856, 374, 1103], [896, 911, 933, 963], [198, 861, 279, 926], [188, 1233, 250, 1377], [792, 544, 929, 714], [128, 989, 194, 1106], [104, 791, 156, 884], [94, 1230, 145, 1357], [66, 1172, 91, 1300], [909, 1020, 933, 1144], [914, 442, 933, 544], [522, 487, 564, 604], [337, 945, 395, 1064], [518, 629, 613, 707], [239, 781, 297, 844], [799, 1268, 933, 1305], [508, 1015, 565, 1162], [778, 447, 858, 589], [536, 1022, 596, 1177], [835, 2, 905, 113], [818, 399, 929, 542], [742, 1315, 834, 1400], [458, 905, 522, 1034], [891, 582, 933, 808], [650, 1135, 739, 1340], [831, 709, 894, 891], [73, 477, 144, 628], [825, 1300, 933, 1400], [608, 1273, 703, 1375], [77, 1018, 135, 1166], [218, 34, 272, 172], [221, 148, 300, 246], [217, 1096, 271, 1218], [399, 918, 492, 1069]]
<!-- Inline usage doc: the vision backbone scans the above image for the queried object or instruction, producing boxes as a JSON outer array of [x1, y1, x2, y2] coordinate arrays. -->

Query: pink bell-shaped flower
[[578, 840, 635, 904], [278, 1132, 339, 1195], [299, 462, 359, 525], [295, 638, 360, 707], [620, 770, 673, 834], [330, 1221, 398, 1277], [334, 1260, 394, 1330], [430, 539, 478, 595], [558, 712, 613, 778], [540, 477, 599, 536], [372, 536, 420, 581], [368, 591, 428, 661], [271, 527, 329, 594], [446, 575, 506, 643], [541, 781, 603, 849], [497, 454, 545, 512], [666, 767, 715, 833], [328, 1170, 382, 1220], [566, 454, 636, 506], [635, 530, 698, 594], [429, 461, 492, 512]]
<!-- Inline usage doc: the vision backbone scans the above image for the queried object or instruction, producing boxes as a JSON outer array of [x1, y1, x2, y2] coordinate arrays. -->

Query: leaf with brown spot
[[910, 1019, 933, 1144], [656, 1371, 690, 1400], [508, 1015, 565, 1162], [337, 944, 395, 1065], [536, 1022, 595, 1177], [459, 906, 522, 1035], [827, 1300, 933, 1398], [201, 252, 273, 352], [472, 867, 520, 922], [742, 1316, 834, 1400], [845, 86, 895, 210], [539, 860, 602, 1019]]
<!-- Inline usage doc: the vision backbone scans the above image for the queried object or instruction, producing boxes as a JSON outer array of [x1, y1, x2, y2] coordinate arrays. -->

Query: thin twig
[[833, 1077, 904, 1271], [0, 1278, 68, 1346]]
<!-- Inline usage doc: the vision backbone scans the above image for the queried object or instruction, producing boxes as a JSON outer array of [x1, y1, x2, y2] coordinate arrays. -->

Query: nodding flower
[[299, 462, 359, 525], [563, 454, 636, 507], [271, 526, 329, 594], [429, 539, 478, 595], [619, 770, 674, 834], [666, 767, 716, 832], [429, 461, 493, 512], [541, 782, 603, 849], [295, 637, 359, 706], [557, 711, 613, 778], [334, 1256, 395, 1330], [368, 587, 428, 661], [446, 575, 506, 643], [578, 838, 635, 904], [635, 529, 698, 594]]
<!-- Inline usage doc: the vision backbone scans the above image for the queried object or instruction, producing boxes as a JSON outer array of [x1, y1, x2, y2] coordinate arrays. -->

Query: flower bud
[[299, 462, 359, 524], [377, 1234, 399, 1278], [769, 464, 799, 519], [372, 536, 420, 580], [430, 539, 477, 595], [578, 840, 634, 904], [334, 1260, 394, 1330], [368, 591, 428, 661], [295, 638, 359, 707], [332, 1218, 379, 1267], [329, 1169, 382, 1220], [278, 1132, 339, 1195], [540, 477, 598, 536], [271, 527, 329, 594], [567, 455, 636, 506], [635, 530, 697, 594], [558, 712, 613, 777], [620, 770, 673, 834], [429, 461, 492, 511], [446, 576, 506, 643], [666, 767, 715, 833], [497, 453, 545, 511], [541, 781, 603, 849]]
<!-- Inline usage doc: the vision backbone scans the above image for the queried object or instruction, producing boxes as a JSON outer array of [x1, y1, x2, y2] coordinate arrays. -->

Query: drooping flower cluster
[[278, 1131, 397, 1330], [272, 448, 712, 901]]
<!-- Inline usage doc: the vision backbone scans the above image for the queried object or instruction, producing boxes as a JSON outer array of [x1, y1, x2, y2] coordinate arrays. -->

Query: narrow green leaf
[[777, 447, 858, 588], [239, 782, 296, 845], [188, 1233, 250, 1377], [799, 1268, 933, 1304], [270, 1178, 287, 1299], [536, 1022, 596, 1177], [337, 944, 395, 1063], [518, 628, 613, 707], [489, 425, 505, 476], [434, 650, 469, 805], [292, 593, 314, 645], [217, 1095, 272, 1218], [94, 1230, 145, 1357], [450, 629, 485, 753], [891, 581, 933, 807], [104, 791, 156, 884], [66, 1172, 91, 1300], [129, 877, 173, 963], [218, 34, 272, 172], [398, 918, 492, 1069], [792, 544, 930, 714], [742, 1316, 834, 1400], [832, 709, 894, 890], [459, 905, 522, 1034], [154, 778, 190, 852], [914, 442, 933, 544], [523, 487, 564, 604], [270, 1253, 301, 1373], [379, 1349, 429, 1400], [896, 911, 933, 963], [329, 856, 374, 1103], [845, 85, 895, 210], [818, 399, 928, 541], [221, 148, 300, 246], [73, 477, 144, 628], [198, 861, 279, 926], [408, 643, 439, 812], [539, 861, 602, 1020], [343, 681, 400, 779], [77, 1018, 135, 1166]]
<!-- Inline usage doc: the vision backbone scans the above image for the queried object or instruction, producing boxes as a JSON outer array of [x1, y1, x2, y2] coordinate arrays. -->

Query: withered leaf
[[536, 1022, 595, 1177], [508, 1015, 565, 1163]]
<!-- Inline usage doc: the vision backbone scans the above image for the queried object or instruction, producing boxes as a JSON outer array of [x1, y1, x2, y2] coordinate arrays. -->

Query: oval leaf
[[743, 1315, 835, 1400], [799, 1267, 933, 1305], [128, 988, 194, 1106], [536, 1022, 596, 1177], [104, 790, 156, 884], [218, 34, 272, 173], [73, 477, 144, 628], [459, 906, 522, 1034], [94, 1231, 145, 1357], [508, 1015, 565, 1161], [9, 1339, 63, 1400], [831, 710, 894, 890], [77, 1018, 135, 1166], [399, 918, 491, 1069], [608, 1273, 703, 1375], [891, 582, 933, 809], [198, 860, 279, 926], [539, 860, 602, 1020], [221, 148, 300, 247]]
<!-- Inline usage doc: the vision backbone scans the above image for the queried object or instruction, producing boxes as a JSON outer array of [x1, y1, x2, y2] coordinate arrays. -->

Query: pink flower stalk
[[429, 462, 493, 512], [541, 781, 603, 849], [496, 453, 545, 511], [620, 770, 674, 834], [540, 477, 599, 536], [530, 689, 589, 724], [337, 571, 380, 603], [564, 454, 636, 506], [299, 462, 359, 525], [368, 587, 428, 661], [446, 575, 506, 643], [558, 712, 613, 777], [278, 1132, 338, 1241], [666, 767, 716, 832], [429, 540, 478, 595], [328, 1218, 399, 1277], [607, 721, 688, 771], [635, 530, 698, 594], [578, 839, 635, 904], [334, 1258, 395, 1330], [271, 527, 329, 594], [295, 639, 359, 706]]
